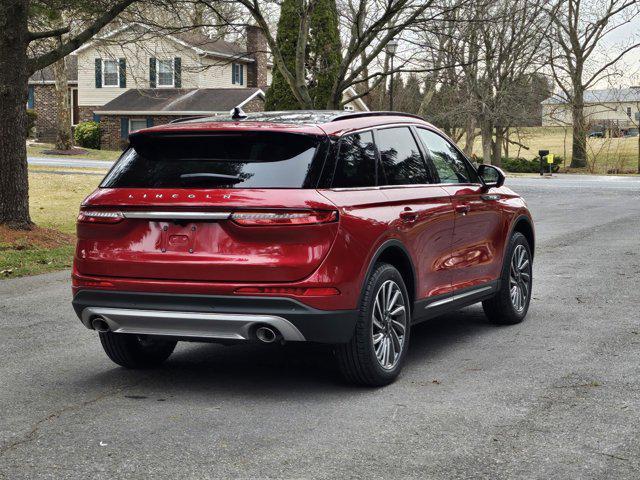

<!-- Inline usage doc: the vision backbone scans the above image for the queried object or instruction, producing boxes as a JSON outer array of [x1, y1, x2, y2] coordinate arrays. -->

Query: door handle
[[455, 204, 471, 215], [399, 208, 418, 222]]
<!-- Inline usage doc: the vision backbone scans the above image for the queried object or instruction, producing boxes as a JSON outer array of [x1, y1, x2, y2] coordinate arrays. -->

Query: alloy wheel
[[371, 280, 408, 370], [509, 244, 531, 312]]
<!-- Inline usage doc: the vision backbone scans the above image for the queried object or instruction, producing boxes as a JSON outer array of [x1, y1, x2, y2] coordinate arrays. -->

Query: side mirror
[[478, 164, 505, 190]]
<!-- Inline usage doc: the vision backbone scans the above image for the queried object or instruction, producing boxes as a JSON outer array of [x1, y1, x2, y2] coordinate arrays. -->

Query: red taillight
[[77, 210, 124, 224], [234, 287, 340, 296], [230, 210, 338, 226], [72, 274, 115, 290]]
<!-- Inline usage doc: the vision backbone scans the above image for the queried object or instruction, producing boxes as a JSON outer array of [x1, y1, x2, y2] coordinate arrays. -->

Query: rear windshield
[[100, 132, 323, 189]]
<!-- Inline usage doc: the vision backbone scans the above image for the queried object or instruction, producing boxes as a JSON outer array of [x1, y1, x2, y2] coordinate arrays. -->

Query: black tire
[[483, 232, 533, 325], [99, 332, 177, 368], [336, 263, 411, 387]]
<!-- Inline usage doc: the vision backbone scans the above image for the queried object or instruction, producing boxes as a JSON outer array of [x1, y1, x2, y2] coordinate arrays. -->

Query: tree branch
[[28, 26, 70, 41], [28, 0, 137, 74]]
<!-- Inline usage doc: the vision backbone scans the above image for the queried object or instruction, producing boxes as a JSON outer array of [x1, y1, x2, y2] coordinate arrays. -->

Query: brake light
[[72, 274, 115, 290], [230, 210, 338, 226], [234, 287, 340, 296], [77, 210, 124, 224]]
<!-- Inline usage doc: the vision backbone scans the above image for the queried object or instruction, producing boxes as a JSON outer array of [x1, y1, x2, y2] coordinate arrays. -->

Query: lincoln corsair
[[72, 111, 534, 386]]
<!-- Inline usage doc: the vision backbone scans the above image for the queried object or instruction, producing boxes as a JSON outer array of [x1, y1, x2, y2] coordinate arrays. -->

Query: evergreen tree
[[308, 0, 342, 109], [264, 0, 303, 110]]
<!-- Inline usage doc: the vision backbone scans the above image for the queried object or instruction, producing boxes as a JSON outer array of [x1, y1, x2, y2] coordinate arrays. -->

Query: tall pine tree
[[308, 0, 342, 109], [265, 0, 342, 110], [264, 0, 302, 110]]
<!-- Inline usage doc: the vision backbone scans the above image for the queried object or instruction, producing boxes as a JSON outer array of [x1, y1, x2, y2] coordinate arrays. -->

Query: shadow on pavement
[[76, 305, 496, 397]]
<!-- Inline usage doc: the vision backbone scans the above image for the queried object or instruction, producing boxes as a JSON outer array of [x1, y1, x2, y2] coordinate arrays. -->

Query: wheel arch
[[361, 240, 417, 308], [510, 214, 535, 258]]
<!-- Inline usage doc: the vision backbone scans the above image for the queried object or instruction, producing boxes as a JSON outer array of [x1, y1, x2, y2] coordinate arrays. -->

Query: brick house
[[30, 23, 368, 149], [28, 55, 79, 141]]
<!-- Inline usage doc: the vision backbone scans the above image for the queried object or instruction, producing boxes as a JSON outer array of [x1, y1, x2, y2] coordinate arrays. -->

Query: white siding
[[77, 33, 248, 107], [542, 102, 640, 126]]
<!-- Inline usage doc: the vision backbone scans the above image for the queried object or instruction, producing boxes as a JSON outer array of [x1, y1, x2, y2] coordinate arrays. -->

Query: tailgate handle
[[122, 211, 232, 220]]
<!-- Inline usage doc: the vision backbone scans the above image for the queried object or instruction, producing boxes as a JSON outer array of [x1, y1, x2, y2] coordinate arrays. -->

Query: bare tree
[[548, 0, 640, 167]]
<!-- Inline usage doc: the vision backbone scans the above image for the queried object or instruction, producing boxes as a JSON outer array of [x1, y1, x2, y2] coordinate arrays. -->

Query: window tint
[[101, 132, 321, 189], [332, 131, 376, 188], [416, 128, 479, 184], [376, 127, 429, 185]]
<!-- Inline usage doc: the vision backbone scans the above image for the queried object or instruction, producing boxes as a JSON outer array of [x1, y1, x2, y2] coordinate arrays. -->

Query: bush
[[74, 121, 100, 149], [26, 109, 37, 137], [477, 156, 564, 173]]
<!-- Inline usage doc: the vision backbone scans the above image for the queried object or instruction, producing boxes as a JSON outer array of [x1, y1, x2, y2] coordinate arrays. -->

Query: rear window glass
[[376, 127, 430, 185], [332, 131, 377, 188], [100, 132, 322, 189]]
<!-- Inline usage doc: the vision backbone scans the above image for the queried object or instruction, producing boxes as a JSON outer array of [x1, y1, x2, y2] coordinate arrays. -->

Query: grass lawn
[[0, 171, 100, 278], [465, 126, 640, 174], [27, 142, 121, 161]]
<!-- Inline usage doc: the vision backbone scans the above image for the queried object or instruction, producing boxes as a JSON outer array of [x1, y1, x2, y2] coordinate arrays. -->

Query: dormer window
[[157, 59, 175, 87]]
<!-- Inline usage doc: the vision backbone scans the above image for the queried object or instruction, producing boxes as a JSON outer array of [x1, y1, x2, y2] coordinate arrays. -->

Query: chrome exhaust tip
[[92, 317, 110, 333], [255, 326, 278, 344]]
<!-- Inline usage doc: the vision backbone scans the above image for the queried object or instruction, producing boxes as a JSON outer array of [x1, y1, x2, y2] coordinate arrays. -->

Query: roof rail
[[330, 111, 425, 122], [168, 115, 211, 124]]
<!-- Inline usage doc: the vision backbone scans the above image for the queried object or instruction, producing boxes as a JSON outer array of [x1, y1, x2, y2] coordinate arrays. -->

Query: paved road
[[1, 176, 640, 479], [28, 157, 113, 169]]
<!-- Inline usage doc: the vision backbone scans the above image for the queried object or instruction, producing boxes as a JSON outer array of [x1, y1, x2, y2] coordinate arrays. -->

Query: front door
[[414, 127, 504, 292], [374, 126, 455, 299]]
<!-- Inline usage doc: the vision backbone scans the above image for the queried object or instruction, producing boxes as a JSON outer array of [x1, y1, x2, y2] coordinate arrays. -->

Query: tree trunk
[[570, 91, 587, 168], [463, 116, 476, 157], [53, 52, 72, 150], [480, 119, 493, 165], [493, 127, 503, 167], [637, 129, 640, 174], [0, 0, 32, 229]]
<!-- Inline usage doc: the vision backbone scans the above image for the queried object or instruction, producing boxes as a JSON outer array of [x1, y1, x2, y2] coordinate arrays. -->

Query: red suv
[[72, 111, 534, 386]]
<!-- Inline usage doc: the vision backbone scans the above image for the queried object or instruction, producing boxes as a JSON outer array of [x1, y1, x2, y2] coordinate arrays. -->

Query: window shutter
[[149, 58, 156, 88], [231, 63, 236, 84], [174, 57, 181, 88], [93, 113, 101, 122], [27, 85, 35, 109], [239, 64, 243, 85], [95, 59, 102, 88], [120, 117, 129, 139], [146, 117, 154, 128], [119, 58, 126, 88]]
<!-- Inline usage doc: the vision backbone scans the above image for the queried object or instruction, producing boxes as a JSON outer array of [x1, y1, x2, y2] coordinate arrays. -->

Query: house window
[[102, 59, 119, 87], [129, 118, 148, 133], [627, 106, 632, 118], [232, 63, 243, 85], [343, 104, 355, 112], [157, 59, 174, 87]]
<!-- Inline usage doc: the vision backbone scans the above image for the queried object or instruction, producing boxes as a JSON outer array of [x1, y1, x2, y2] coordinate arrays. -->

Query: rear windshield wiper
[[179, 173, 242, 184]]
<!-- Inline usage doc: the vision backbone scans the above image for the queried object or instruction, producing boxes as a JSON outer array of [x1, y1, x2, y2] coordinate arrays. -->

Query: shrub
[[74, 121, 101, 149], [477, 156, 563, 173], [26, 109, 37, 136]]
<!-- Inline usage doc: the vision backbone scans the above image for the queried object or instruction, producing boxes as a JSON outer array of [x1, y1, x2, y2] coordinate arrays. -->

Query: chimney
[[246, 25, 268, 89]]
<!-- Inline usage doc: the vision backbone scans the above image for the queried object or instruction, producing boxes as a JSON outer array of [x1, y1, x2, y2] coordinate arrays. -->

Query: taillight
[[72, 274, 115, 290], [234, 287, 340, 296], [230, 210, 338, 226], [77, 210, 124, 224]]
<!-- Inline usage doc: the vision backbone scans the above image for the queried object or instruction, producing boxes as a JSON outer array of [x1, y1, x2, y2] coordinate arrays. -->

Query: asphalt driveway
[[1, 175, 639, 479]]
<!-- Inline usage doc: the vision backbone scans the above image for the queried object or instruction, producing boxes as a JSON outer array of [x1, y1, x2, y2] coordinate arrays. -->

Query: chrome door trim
[[424, 284, 494, 310]]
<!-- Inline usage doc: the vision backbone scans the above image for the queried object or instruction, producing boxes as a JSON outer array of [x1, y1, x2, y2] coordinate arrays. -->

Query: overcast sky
[[596, 13, 640, 87]]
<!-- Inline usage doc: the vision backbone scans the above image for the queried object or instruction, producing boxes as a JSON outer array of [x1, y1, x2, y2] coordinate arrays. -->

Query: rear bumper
[[72, 290, 358, 344]]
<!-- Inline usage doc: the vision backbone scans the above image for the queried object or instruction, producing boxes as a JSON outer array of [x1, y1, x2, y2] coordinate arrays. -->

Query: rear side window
[[416, 128, 479, 184], [376, 127, 429, 185], [101, 132, 322, 189], [332, 131, 376, 188]]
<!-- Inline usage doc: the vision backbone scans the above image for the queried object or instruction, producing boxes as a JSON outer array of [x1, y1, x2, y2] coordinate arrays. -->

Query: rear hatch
[[75, 129, 338, 283]]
